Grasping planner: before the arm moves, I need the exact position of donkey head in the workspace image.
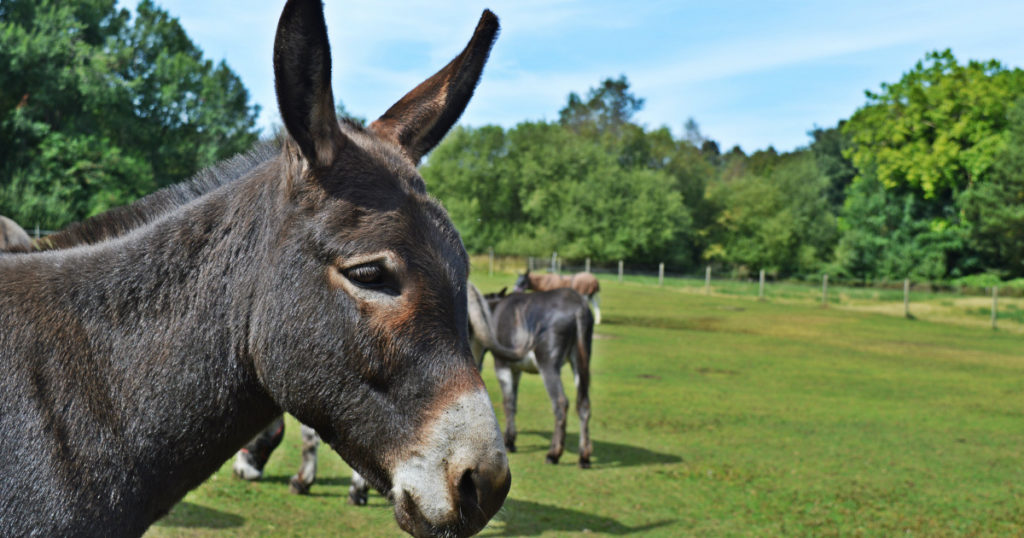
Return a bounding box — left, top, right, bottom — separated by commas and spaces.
252, 2, 507, 536
514, 269, 530, 292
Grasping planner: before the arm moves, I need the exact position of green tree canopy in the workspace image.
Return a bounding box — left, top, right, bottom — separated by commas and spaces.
839, 50, 1024, 279
809, 122, 856, 211
843, 49, 1024, 200
960, 96, 1024, 277
424, 122, 691, 265
0, 0, 259, 228
706, 152, 837, 275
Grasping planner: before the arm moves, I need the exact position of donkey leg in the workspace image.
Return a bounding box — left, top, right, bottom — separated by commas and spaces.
233, 415, 285, 480
494, 360, 521, 452
289, 424, 320, 494
591, 293, 601, 325
539, 363, 569, 465
569, 348, 593, 468
348, 470, 370, 506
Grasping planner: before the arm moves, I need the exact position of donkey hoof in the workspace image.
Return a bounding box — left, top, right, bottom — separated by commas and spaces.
348, 489, 368, 506
579, 458, 591, 469
288, 476, 311, 495
545, 454, 560, 465
232, 456, 262, 481
505, 441, 517, 453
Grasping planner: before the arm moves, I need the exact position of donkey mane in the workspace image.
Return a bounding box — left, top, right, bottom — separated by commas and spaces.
31, 140, 281, 251
30, 117, 376, 253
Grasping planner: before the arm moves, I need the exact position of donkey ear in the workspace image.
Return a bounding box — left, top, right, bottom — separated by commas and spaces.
370, 10, 499, 164
274, 0, 344, 168
499, 287, 507, 297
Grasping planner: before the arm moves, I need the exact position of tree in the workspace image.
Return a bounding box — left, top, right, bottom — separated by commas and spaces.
421, 124, 517, 253
707, 152, 836, 276
843, 49, 1024, 201
558, 75, 644, 138
960, 96, 1024, 277
683, 117, 704, 146
834, 168, 967, 282
0, 0, 259, 228
809, 122, 856, 211
839, 49, 1024, 279
422, 122, 692, 265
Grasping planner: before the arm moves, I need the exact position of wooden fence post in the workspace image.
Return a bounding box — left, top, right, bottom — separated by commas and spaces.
551, 252, 557, 273
658, 263, 664, 286
821, 274, 829, 307
528, 256, 534, 271
758, 269, 765, 301
585, 257, 591, 274
903, 278, 911, 319
618, 260, 623, 282
488, 247, 494, 277
992, 286, 999, 330
705, 265, 711, 295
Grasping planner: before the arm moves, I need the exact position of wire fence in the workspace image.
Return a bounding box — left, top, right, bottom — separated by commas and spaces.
475, 252, 1024, 333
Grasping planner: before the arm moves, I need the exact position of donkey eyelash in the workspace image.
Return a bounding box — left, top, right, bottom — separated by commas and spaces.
343, 263, 385, 285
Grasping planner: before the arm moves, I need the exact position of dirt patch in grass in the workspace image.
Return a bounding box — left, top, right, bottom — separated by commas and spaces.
604, 314, 753, 335
697, 367, 740, 377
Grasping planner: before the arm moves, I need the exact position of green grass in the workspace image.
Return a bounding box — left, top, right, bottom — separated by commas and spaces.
147, 269, 1024, 537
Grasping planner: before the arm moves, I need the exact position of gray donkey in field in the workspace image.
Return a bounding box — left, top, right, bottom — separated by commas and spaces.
0, 2, 510, 536
481, 287, 594, 468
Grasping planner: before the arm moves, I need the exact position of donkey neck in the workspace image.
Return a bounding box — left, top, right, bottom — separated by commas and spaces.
0, 158, 288, 535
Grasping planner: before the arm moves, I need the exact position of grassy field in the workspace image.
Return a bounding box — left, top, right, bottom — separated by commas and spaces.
147, 268, 1024, 537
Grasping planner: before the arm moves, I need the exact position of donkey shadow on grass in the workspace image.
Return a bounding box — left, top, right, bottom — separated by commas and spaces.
516, 431, 681, 468
484, 499, 673, 536
258, 474, 352, 497
154, 502, 244, 529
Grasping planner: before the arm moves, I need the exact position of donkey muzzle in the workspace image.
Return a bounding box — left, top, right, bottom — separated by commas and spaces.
390, 388, 510, 537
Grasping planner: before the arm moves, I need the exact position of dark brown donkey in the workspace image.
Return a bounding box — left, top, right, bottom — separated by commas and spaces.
0, 1, 509, 536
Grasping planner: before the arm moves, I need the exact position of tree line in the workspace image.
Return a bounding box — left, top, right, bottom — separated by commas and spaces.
3, 2, 1023, 283
423, 53, 1024, 284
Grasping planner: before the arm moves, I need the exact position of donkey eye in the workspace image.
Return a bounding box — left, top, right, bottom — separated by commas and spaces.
344, 264, 384, 285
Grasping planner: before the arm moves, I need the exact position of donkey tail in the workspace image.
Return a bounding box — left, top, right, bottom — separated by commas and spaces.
467, 282, 526, 365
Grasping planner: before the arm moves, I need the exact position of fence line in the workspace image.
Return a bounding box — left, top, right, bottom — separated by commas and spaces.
475, 251, 1021, 330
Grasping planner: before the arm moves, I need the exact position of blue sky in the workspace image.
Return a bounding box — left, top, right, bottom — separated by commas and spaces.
125, 0, 1024, 153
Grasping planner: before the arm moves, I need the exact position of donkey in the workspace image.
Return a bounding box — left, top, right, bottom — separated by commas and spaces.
0, 2, 509, 537
0, 215, 31, 251
240, 286, 593, 504
233, 283, 526, 504
481, 287, 594, 468
515, 268, 601, 324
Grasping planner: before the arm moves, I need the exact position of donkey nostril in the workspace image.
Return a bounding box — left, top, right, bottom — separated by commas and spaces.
456, 463, 510, 531
457, 469, 480, 511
